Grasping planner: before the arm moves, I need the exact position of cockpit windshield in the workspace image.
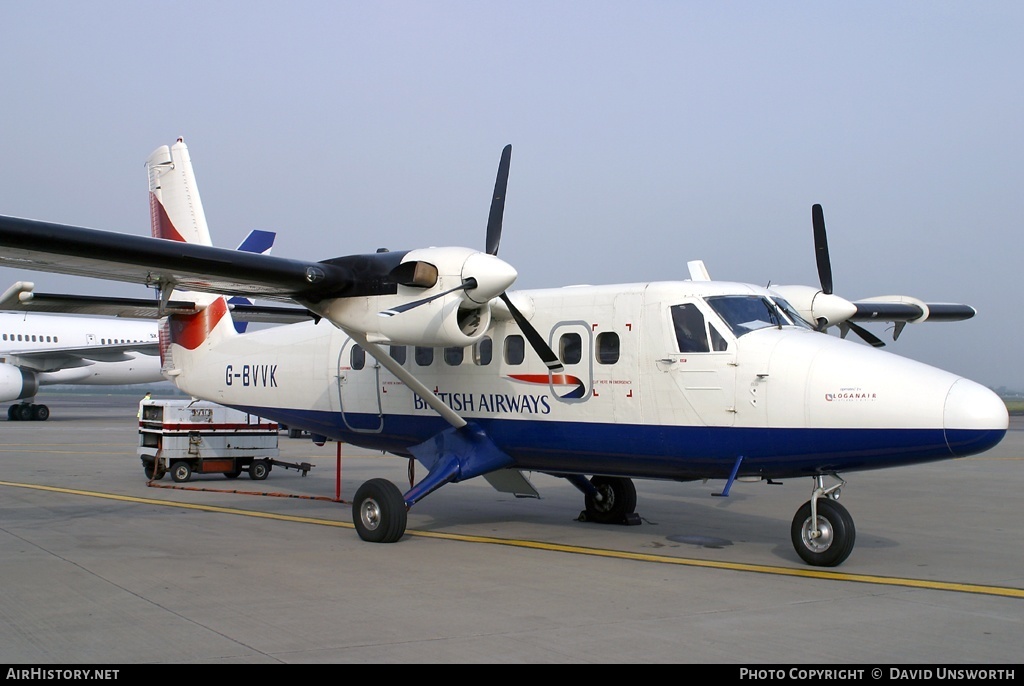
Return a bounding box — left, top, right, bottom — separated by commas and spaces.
772, 296, 814, 329
705, 295, 810, 338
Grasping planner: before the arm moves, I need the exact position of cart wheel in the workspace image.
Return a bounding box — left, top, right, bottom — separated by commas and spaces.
249, 459, 270, 480
224, 467, 243, 479
143, 460, 165, 481
170, 461, 193, 483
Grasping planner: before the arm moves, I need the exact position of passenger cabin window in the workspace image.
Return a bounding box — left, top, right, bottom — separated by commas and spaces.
671, 304, 710, 353
504, 335, 525, 365
351, 345, 366, 370
596, 332, 619, 364
559, 332, 582, 365
444, 346, 464, 366
474, 336, 492, 366
415, 346, 434, 366
389, 345, 407, 365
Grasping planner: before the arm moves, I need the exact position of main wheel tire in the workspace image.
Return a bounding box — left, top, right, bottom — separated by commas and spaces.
352, 478, 407, 543
31, 404, 50, 421
249, 460, 270, 480
791, 498, 856, 567
584, 475, 638, 524
170, 460, 193, 483
7, 405, 18, 421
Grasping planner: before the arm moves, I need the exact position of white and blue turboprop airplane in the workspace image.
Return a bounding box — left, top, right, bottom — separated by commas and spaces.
0, 138, 1007, 566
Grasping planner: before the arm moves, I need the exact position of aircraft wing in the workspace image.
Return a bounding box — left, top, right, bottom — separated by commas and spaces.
0, 282, 314, 324
2, 341, 160, 373
849, 298, 976, 323
0, 215, 370, 303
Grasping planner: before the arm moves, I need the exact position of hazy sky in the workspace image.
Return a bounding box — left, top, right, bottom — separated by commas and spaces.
1, 2, 1021, 390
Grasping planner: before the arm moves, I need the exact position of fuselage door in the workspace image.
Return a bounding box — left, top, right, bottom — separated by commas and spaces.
335, 338, 384, 433
660, 301, 737, 426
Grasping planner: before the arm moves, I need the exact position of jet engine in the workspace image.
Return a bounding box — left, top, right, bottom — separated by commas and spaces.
0, 363, 39, 402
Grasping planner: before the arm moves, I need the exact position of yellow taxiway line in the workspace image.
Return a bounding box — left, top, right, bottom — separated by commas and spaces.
3, 479, 1023, 600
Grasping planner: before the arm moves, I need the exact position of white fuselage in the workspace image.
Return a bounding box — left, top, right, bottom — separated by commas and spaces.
166, 280, 1007, 481
0, 312, 164, 402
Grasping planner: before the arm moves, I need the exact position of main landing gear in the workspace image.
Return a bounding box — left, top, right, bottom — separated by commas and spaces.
577, 475, 640, 525
7, 403, 49, 421
353, 478, 408, 543
791, 475, 856, 567
349, 471, 856, 568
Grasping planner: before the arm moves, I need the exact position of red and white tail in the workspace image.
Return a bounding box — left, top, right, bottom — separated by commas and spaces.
147, 138, 236, 368
147, 138, 215, 246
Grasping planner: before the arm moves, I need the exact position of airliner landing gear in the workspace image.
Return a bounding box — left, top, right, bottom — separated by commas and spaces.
578, 475, 640, 525
353, 478, 408, 543
791, 475, 855, 567
7, 403, 49, 421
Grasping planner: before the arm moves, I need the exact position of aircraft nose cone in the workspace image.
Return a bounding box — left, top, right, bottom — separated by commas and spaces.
943, 378, 1008, 456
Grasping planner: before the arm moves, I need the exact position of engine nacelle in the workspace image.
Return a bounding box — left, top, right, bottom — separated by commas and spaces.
0, 363, 39, 402
320, 246, 516, 347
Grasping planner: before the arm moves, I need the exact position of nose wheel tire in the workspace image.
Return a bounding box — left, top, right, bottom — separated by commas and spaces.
353, 478, 407, 543
791, 498, 856, 567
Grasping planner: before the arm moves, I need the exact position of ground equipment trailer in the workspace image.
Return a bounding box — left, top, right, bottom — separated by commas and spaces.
138, 398, 310, 482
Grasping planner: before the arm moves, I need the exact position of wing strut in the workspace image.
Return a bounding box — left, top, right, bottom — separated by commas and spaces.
342, 328, 466, 429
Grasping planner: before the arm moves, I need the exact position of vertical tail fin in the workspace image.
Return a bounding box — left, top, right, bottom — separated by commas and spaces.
146, 138, 233, 364
229, 229, 277, 333
147, 138, 214, 246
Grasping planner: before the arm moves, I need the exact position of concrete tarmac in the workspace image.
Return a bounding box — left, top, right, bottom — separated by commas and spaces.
1, 393, 1021, 664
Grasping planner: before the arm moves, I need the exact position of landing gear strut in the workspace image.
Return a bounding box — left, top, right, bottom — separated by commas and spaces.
791, 475, 856, 567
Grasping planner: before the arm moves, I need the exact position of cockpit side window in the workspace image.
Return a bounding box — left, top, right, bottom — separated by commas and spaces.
671, 304, 710, 353
710, 323, 728, 351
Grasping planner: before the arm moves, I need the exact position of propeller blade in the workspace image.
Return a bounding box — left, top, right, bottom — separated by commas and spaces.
846, 321, 886, 348
380, 278, 477, 317
500, 293, 563, 373
812, 203, 833, 295
486, 144, 512, 256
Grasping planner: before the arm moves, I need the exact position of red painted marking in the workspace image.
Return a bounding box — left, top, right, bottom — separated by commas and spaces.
149, 194, 185, 242
168, 298, 228, 350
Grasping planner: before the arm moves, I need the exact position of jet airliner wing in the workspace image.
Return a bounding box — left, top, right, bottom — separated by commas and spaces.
3, 341, 160, 373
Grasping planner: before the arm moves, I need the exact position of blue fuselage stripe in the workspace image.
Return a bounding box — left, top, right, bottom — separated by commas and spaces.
238, 406, 1006, 480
